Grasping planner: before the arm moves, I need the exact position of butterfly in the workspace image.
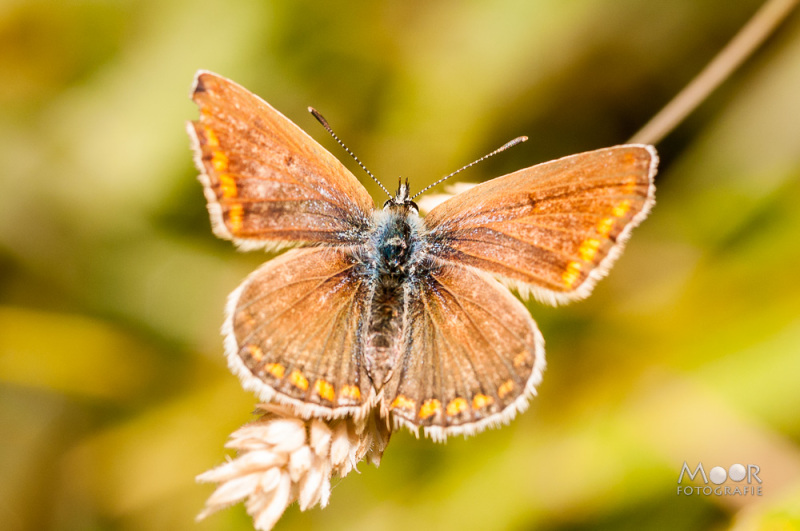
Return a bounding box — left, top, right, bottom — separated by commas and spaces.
187, 70, 657, 441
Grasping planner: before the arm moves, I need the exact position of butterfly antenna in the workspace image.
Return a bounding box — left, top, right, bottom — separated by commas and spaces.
309, 107, 392, 199
411, 136, 528, 199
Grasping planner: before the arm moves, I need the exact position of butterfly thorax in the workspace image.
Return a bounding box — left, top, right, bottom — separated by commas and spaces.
362, 195, 425, 388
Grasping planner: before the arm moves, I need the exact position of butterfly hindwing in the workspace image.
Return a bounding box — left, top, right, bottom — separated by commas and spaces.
188, 71, 375, 250
383, 261, 545, 440
425, 145, 657, 305
225, 247, 374, 417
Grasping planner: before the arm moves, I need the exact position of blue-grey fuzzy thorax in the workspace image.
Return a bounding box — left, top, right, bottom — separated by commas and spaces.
361, 204, 426, 387
368, 205, 424, 277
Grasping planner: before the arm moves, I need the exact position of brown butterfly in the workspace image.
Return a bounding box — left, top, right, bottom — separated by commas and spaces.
187, 70, 657, 441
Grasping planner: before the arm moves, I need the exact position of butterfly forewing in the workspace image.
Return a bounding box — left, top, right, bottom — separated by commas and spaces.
384, 262, 545, 440
188, 71, 375, 250
225, 248, 374, 417
425, 145, 657, 305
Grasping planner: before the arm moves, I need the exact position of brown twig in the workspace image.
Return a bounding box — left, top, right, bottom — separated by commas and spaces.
629, 0, 799, 145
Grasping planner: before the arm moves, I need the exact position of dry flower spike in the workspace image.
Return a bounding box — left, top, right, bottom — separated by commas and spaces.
197, 404, 390, 530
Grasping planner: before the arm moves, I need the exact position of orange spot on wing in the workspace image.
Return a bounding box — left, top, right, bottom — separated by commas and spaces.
594, 199, 633, 241
340, 384, 361, 401
219, 174, 237, 199
562, 261, 582, 288
596, 217, 615, 238
578, 238, 601, 262
289, 369, 308, 391
245, 344, 263, 362
513, 351, 529, 368
228, 203, 244, 232
446, 397, 468, 416
203, 126, 220, 148
611, 199, 631, 218
264, 363, 285, 379
472, 394, 494, 410
314, 379, 335, 402
391, 395, 415, 412
211, 151, 228, 172
419, 399, 441, 419
498, 379, 515, 399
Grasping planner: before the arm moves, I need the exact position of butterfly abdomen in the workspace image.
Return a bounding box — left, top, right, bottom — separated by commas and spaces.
363, 207, 423, 387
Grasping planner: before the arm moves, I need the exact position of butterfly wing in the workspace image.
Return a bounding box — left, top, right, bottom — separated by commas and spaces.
225, 247, 374, 417
424, 145, 657, 304
188, 70, 375, 250
383, 261, 545, 440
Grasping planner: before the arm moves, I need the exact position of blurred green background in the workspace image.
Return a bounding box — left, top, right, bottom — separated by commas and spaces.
2, 1, 799, 530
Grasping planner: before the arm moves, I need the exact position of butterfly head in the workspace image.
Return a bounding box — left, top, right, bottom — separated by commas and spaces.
383, 178, 419, 213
